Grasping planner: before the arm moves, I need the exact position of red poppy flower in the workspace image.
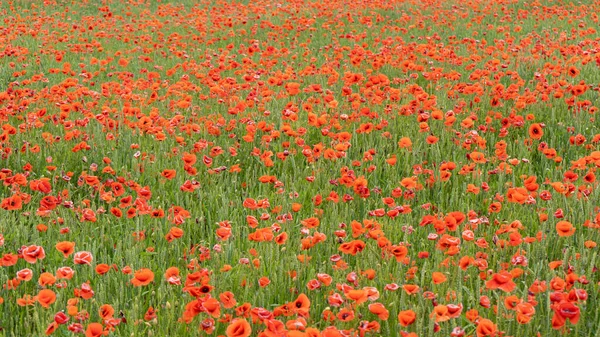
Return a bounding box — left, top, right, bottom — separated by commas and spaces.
131, 268, 154, 287
485, 271, 516, 292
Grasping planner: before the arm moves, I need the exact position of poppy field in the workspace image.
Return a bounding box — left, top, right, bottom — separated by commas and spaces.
2, 0, 600, 336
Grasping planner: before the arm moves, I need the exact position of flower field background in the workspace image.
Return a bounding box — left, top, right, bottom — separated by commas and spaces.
1, 0, 600, 336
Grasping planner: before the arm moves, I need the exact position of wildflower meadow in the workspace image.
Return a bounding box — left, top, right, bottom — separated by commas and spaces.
1, 0, 600, 336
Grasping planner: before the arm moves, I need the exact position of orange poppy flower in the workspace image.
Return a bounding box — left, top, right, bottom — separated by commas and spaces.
469, 151, 486, 164
1, 253, 18, 267
292, 293, 311, 317
95, 264, 111, 275
552, 300, 580, 328
368, 303, 389, 320
45, 322, 59, 335
1, 195, 22, 211
73, 251, 93, 265
556, 220, 575, 237
17, 268, 33, 281
402, 284, 420, 295
322, 327, 343, 337
426, 135, 439, 144
37, 289, 56, 308
485, 271, 516, 292
56, 267, 75, 280
22, 245, 46, 264
431, 304, 451, 322
300, 217, 320, 228
476, 318, 497, 337
203, 297, 221, 318
131, 268, 154, 287
515, 302, 535, 324
182, 153, 197, 166
220, 291, 237, 309
164, 267, 181, 285
398, 137, 413, 149
567, 66, 579, 77
362, 269, 376, 280
226, 318, 252, 337
317, 273, 333, 286
38, 272, 56, 287
99, 304, 114, 319
388, 244, 408, 262
166, 227, 184, 242
345, 289, 368, 305
338, 240, 366, 256
398, 309, 416, 326
161, 169, 176, 180
400, 177, 418, 189
432, 272, 447, 284
258, 276, 270, 287
55, 241, 75, 258
85, 323, 107, 337
528, 123, 543, 140
17, 294, 35, 307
